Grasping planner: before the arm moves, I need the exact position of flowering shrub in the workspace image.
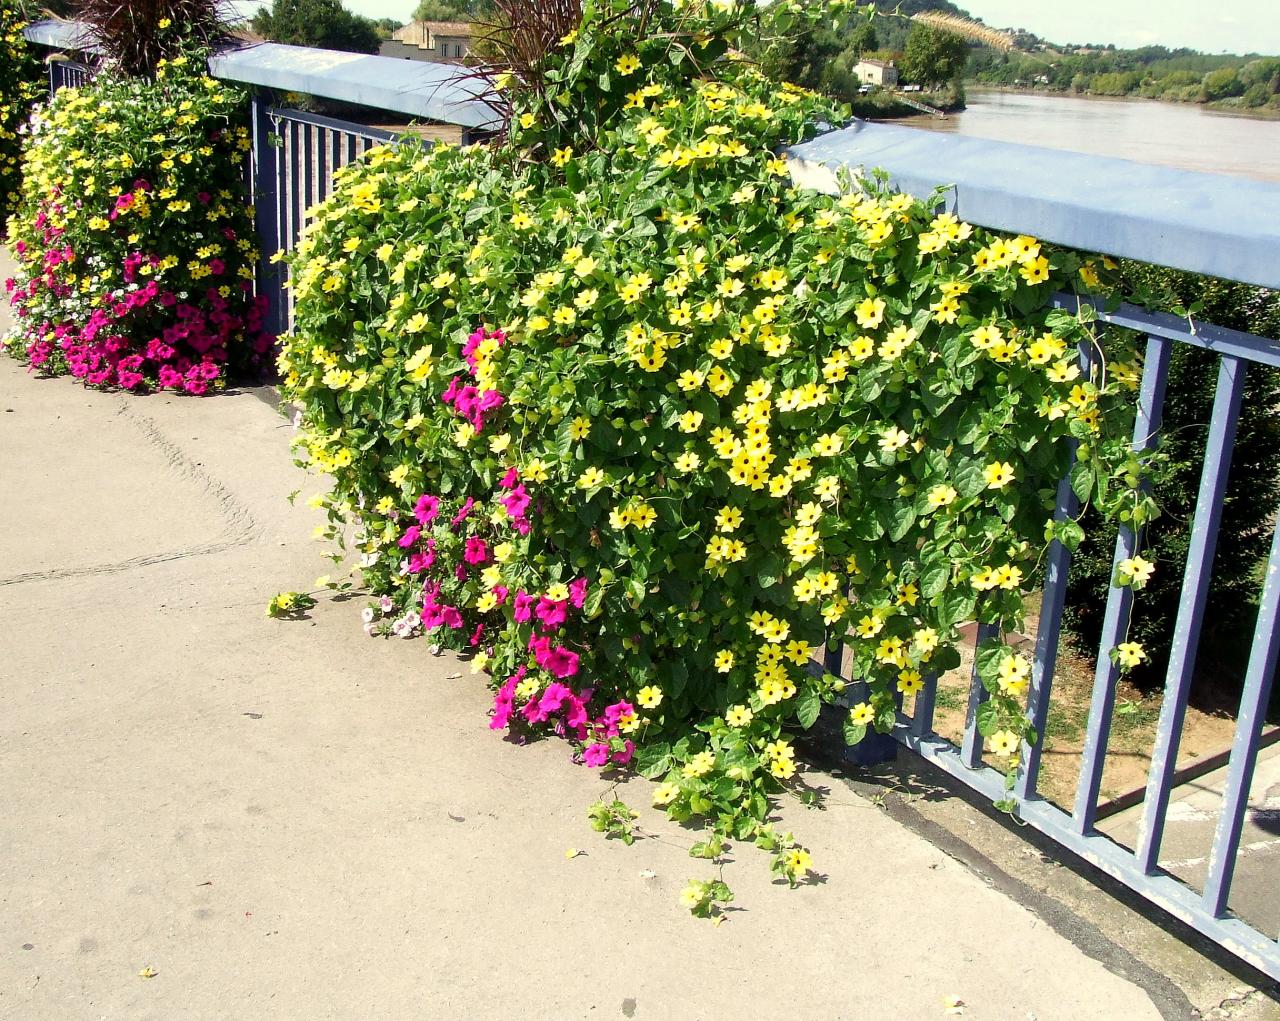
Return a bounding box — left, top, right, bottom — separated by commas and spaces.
3, 49, 272, 392
0, 1, 41, 220
280, 0, 1153, 889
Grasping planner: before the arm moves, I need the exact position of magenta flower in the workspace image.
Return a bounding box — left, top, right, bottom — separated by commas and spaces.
499, 485, 531, 519
535, 597, 567, 629
499, 466, 519, 489
414, 494, 441, 524
565, 697, 589, 730
569, 577, 590, 609
451, 498, 475, 529
539, 682, 572, 713
513, 591, 535, 623
613, 740, 636, 766
463, 536, 489, 565
540, 645, 580, 679
583, 743, 611, 767
398, 525, 422, 548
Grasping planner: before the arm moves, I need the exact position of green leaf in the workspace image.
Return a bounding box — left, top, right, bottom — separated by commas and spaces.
633, 741, 672, 779
920, 558, 950, 598
842, 719, 867, 746
795, 686, 821, 730
976, 700, 999, 737
954, 459, 987, 499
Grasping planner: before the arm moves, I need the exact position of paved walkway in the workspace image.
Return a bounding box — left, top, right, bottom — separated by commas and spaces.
0, 352, 1167, 1020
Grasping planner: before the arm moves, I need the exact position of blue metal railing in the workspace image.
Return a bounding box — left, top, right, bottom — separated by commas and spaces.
48, 58, 92, 93
250, 98, 398, 336
23, 18, 1280, 983
864, 297, 1280, 979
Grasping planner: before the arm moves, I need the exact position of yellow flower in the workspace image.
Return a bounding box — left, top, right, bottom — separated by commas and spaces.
1118, 555, 1155, 587
615, 53, 641, 75
550, 146, 573, 167
631, 503, 658, 529
715, 506, 744, 532
849, 702, 875, 725
984, 461, 1015, 489
1019, 255, 1051, 284
1115, 641, 1147, 669
578, 466, 605, 489
879, 427, 910, 453
784, 848, 812, 873
653, 782, 679, 806
771, 757, 796, 779
998, 653, 1031, 695
683, 750, 715, 778
636, 685, 663, 709
725, 704, 752, 726
927, 484, 957, 510
812, 433, 843, 456
569, 416, 592, 440
608, 506, 633, 529
715, 651, 736, 674
897, 669, 924, 694
854, 296, 886, 328
989, 730, 1020, 757
678, 410, 704, 433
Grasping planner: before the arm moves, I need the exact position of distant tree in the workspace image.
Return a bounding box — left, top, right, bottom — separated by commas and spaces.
251, 0, 381, 53
847, 19, 877, 58
898, 23, 968, 88
1240, 57, 1280, 92
412, 0, 492, 20
1200, 66, 1243, 101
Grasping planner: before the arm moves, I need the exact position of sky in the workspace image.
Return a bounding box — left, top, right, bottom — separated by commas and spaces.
229, 1, 1280, 56
955, 0, 1280, 55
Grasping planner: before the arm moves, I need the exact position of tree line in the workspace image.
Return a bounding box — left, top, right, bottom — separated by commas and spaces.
969, 45, 1280, 111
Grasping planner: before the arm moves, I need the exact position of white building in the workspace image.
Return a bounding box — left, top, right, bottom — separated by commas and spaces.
853, 59, 899, 88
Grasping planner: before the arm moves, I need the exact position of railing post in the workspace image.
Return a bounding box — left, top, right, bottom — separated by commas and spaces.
845, 678, 900, 767
250, 90, 287, 338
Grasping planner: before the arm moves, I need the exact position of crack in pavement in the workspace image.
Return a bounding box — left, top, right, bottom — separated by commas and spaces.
0, 400, 261, 588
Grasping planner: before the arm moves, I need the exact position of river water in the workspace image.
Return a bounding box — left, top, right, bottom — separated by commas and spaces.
898, 89, 1280, 183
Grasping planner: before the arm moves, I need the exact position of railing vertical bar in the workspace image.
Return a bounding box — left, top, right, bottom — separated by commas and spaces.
910, 672, 939, 738
960, 622, 999, 768
302, 122, 315, 229
1011, 339, 1095, 801
345, 131, 357, 167
1202, 513, 1280, 916
1072, 335, 1173, 831
1135, 355, 1248, 873
1014, 473, 1078, 800
250, 92, 285, 338
289, 117, 303, 253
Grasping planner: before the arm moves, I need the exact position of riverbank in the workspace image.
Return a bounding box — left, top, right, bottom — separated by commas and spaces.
966, 83, 1280, 121
851, 86, 962, 120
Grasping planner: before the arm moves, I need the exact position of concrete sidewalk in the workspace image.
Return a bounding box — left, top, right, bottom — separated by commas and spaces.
0, 354, 1167, 1021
